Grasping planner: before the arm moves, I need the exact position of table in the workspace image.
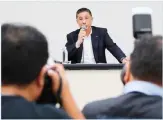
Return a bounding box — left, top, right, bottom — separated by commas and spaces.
63, 64, 124, 109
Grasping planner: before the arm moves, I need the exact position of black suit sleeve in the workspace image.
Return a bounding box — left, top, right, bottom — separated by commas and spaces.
82, 98, 112, 119
65, 33, 78, 61
103, 28, 126, 63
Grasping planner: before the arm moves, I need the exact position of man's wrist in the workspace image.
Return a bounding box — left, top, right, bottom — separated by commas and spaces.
120, 57, 125, 62
61, 84, 70, 98
61, 87, 72, 104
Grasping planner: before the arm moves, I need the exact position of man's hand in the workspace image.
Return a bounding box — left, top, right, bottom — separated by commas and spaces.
47, 64, 85, 119
76, 29, 86, 48
122, 57, 130, 64
47, 64, 69, 96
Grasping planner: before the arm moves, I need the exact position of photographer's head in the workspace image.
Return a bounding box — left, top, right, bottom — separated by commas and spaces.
2, 23, 49, 101
123, 35, 162, 86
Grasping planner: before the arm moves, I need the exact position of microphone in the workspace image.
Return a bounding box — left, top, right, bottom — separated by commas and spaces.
81, 25, 86, 31
132, 7, 153, 39
81, 25, 86, 63
81, 25, 86, 40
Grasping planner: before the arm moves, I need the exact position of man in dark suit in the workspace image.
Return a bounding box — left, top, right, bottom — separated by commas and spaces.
65, 8, 128, 64
82, 35, 162, 119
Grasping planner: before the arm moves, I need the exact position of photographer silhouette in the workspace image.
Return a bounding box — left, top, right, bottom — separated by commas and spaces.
1, 23, 84, 119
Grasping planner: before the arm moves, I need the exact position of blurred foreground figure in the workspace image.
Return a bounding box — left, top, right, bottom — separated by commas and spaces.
83, 35, 162, 119
1, 23, 84, 119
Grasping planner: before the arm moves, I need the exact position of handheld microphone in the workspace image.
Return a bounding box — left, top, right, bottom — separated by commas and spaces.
81, 25, 86, 63
81, 25, 86, 31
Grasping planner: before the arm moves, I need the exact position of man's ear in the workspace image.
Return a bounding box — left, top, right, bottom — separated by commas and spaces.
124, 62, 131, 84
35, 65, 47, 88
120, 65, 127, 85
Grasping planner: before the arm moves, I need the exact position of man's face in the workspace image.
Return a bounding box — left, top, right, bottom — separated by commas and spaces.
76, 11, 93, 29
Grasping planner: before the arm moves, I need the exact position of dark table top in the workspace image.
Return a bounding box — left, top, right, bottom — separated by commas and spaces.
63, 64, 124, 70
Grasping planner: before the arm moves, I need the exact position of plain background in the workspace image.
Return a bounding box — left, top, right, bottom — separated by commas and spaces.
0, 1, 162, 63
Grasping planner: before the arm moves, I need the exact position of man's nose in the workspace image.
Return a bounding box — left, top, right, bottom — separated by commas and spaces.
82, 19, 86, 24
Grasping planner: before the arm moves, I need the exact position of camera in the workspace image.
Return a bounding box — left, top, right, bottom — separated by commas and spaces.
36, 69, 62, 107
132, 7, 153, 39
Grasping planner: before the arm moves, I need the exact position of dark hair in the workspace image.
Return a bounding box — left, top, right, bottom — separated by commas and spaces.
2, 23, 49, 85
130, 35, 162, 82
76, 8, 92, 18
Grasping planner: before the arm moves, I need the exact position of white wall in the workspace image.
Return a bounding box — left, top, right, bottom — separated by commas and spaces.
0, 1, 162, 63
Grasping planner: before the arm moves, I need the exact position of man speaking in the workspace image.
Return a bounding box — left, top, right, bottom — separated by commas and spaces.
65, 8, 128, 64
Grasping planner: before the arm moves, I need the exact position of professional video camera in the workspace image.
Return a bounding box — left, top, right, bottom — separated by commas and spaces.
132, 7, 153, 39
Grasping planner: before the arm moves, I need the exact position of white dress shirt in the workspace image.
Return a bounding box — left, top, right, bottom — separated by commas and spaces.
124, 80, 163, 97
78, 29, 96, 64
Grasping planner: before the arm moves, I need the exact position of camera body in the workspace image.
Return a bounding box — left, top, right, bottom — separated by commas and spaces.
36, 70, 62, 106
36, 74, 57, 104
132, 7, 153, 39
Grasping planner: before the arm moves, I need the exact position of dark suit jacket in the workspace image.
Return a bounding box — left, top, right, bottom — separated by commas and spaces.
65, 26, 126, 64
2, 96, 70, 119
82, 92, 162, 119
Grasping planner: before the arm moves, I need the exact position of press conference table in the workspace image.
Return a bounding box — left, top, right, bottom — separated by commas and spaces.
63, 63, 124, 109
64, 63, 123, 70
